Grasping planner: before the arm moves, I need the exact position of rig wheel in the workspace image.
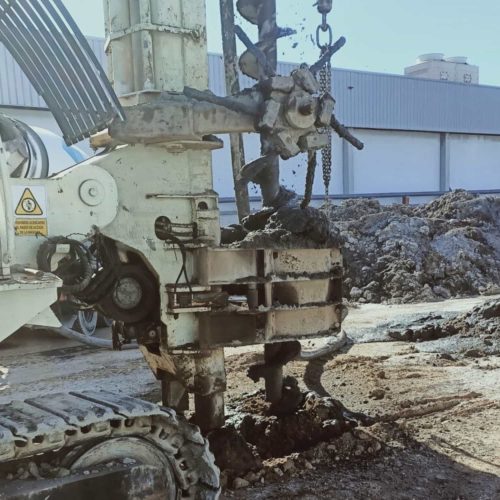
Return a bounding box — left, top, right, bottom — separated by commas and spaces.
64, 422, 220, 499
74, 309, 98, 337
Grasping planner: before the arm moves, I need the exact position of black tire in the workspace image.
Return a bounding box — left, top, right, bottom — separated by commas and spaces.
74, 310, 98, 337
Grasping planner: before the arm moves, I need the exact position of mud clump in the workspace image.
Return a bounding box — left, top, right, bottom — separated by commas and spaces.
207, 427, 262, 477
208, 391, 380, 490
328, 190, 500, 303
223, 206, 341, 249
237, 392, 364, 459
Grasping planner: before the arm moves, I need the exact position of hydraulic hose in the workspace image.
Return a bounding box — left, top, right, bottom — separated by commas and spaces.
55, 325, 138, 350
37, 237, 93, 294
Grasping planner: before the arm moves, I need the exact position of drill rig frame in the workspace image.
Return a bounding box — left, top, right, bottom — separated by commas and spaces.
0, 0, 360, 496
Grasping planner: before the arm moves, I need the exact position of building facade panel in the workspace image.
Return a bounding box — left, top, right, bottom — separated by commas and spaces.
212, 131, 344, 199
0, 43, 45, 108
351, 130, 441, 193
448, 134, 500, 190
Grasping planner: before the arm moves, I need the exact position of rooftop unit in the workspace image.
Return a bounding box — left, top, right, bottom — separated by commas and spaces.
405, 53, 479, 84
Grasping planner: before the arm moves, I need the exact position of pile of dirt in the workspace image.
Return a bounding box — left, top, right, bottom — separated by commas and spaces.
388, 299, 500, 357
218, 429, 383, 491
328, 190, 500, 303
208, 390, 381, 490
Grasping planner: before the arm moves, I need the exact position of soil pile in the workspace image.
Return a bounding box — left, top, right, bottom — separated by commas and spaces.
329, 191, 500, 303
388, 299, 500, 357
208, 390, 381, 490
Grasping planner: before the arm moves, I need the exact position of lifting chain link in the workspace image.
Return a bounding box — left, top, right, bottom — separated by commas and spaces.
315, 0, 333, 49
318, 1, 333, 207
303, 0, 334, 209
319, 49, 333, 206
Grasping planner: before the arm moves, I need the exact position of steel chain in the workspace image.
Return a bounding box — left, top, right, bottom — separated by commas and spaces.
319, 51, 333, 206
318, 0, 333, 206
303, 1, 334, 209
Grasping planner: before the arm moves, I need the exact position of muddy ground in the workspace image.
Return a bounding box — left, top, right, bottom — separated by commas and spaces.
0, 296, 499, 499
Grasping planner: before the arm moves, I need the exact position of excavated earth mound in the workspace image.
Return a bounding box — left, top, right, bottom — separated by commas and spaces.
328, 190, 500, 304
388, 299, 500, 358
208, 390, 381, 490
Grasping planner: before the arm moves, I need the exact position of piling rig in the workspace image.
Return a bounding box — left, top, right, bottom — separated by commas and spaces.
0, 0, 362, 497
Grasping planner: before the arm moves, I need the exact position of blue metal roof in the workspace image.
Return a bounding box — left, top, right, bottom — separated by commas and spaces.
332, 67, 500, 135
3, 39, 500, 136
273, 60, 500, 135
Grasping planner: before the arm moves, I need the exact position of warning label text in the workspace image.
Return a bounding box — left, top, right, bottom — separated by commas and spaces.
15, 219, 48, 237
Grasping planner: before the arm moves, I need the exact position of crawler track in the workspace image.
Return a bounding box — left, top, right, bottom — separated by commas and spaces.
0, 391, 220, 499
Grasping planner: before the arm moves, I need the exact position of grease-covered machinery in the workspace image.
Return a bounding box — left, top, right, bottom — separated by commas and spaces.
0, 0, 358, 497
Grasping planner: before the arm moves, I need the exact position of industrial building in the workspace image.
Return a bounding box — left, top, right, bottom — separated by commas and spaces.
2, 39, 500, 223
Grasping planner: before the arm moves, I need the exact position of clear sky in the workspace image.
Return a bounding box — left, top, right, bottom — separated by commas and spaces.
64, 0, 500, 86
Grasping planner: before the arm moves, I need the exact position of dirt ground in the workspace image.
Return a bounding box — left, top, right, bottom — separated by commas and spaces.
0, 296, 499, 499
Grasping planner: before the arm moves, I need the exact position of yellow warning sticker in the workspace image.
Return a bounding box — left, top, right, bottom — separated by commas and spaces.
15, 219, 48, 237
15, 188, 44, 216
